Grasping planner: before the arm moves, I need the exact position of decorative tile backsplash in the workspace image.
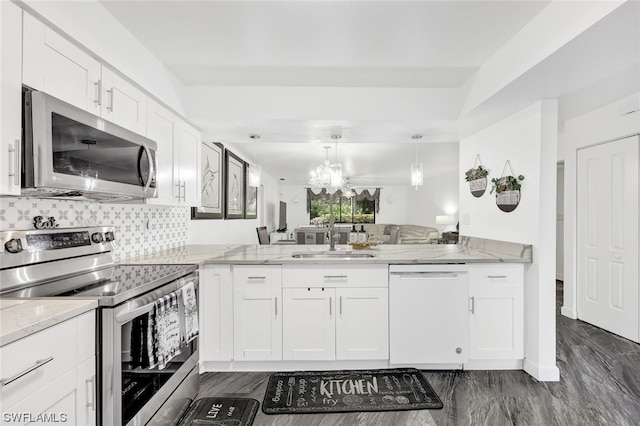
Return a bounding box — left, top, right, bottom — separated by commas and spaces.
0, 198, 189, 261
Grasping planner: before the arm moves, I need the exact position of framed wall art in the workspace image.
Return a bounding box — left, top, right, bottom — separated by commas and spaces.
191, 141, 224, 219
225, 150, 245, 219
244, 162, 258, 219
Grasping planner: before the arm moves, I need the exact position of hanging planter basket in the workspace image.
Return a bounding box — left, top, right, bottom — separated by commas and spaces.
491, 160, 524, 213
464, 155, 489, 198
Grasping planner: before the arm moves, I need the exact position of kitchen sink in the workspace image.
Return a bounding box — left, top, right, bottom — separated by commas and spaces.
291, 252, 376, 259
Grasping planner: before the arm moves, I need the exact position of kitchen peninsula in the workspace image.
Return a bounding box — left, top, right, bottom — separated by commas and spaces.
127, 237, 531, 376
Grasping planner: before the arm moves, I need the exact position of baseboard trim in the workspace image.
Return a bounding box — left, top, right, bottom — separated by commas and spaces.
561, 306, 577, 319
523, 359, 560, 382
464, 359, 522, 370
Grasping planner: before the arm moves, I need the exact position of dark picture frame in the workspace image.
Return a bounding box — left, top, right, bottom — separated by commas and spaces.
191, 141, 225, 220
244, 162, 258, 219
225, 150, 245, 219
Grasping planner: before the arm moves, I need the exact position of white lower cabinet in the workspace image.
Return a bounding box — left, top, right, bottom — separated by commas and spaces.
335, 287, 389, 360
282, 285, 389, 361
0, 311, 95, 426
468, 264, 524, 361
282, 287, 335, 360
233, 265, 282, 361
200, 265, 233, 362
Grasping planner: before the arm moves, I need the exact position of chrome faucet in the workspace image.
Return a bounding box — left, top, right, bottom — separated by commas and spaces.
328, 193, 338, 251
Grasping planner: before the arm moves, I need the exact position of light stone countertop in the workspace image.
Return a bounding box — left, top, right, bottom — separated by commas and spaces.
124, 236, 532, 265
0, 299, 97, 347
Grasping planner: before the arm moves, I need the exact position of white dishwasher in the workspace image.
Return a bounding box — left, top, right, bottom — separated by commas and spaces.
389, 264, 469, 366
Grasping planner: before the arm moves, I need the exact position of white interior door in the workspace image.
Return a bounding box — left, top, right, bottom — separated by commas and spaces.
577, 135, 639, 342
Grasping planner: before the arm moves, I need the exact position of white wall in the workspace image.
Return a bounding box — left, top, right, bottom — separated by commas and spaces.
459, 100, 559, 381
276, 182, 459, 231
560, 91, 640, 320
188, 170, 281, 245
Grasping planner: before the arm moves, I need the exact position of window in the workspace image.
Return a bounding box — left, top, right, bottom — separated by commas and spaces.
309, 194, 375, 224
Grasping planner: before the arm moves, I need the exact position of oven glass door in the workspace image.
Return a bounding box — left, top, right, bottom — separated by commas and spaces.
102, 274, 198, 426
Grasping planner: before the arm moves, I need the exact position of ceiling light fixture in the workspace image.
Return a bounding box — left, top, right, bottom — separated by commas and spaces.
248, 133, 261, 187
308, 134, 344, 191
410, 133, 424, 191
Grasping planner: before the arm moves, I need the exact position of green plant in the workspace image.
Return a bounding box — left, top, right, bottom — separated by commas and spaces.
464, 165, 489, 182
491, 175, 524, 193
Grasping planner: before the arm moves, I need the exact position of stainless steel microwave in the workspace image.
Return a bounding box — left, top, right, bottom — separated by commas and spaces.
22, 90, 158, 201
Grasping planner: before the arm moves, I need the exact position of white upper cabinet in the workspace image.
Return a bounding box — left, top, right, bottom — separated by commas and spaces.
174, 119, 201, 206
23, 13, 101, 115
22, 13, 147, 136
146, 99, 176, 206
101, 67, 147, 135
0, 1, 22, 195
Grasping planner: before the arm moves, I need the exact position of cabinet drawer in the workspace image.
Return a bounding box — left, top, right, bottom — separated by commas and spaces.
233, 265, 282, 289
282, 264, 388, 288
0, 317, 78, 409
468, 264, 524, 288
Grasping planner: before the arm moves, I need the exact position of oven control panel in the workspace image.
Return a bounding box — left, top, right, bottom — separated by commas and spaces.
0, 227, 116, 269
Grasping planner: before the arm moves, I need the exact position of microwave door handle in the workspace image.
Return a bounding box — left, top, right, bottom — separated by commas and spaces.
140, 144, 155, 192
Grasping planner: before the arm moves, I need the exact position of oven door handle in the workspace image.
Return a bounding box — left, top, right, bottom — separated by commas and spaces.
115, 287, 184, 324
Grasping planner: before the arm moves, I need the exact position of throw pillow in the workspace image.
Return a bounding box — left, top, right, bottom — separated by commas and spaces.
383, 225, 393, 235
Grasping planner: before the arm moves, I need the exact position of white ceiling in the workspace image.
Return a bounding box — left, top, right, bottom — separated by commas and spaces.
99, 0, 639, 185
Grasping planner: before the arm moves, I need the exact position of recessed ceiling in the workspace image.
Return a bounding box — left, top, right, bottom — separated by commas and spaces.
98, 0, 638, 186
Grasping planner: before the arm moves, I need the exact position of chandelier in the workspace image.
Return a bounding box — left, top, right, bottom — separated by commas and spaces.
308, 134, 344, 190
410, 133, 424, 191
247, 133, 261, 187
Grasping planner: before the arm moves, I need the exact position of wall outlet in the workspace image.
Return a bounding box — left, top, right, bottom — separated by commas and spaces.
462, 214, 471, 225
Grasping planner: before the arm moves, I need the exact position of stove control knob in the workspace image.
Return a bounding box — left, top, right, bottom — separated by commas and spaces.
91, 233, 104, 244
104, 231, 115, 242
4, 239, 23, 254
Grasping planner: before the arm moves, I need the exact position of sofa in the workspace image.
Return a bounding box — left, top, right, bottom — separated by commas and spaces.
362, 224, 438, 244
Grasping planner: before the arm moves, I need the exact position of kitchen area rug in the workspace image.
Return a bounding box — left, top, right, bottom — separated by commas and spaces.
262, 368, 442, 414
177, 397, 259, 425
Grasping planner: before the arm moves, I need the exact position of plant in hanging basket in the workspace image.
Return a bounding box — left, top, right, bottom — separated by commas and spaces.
490, 175, 525, 194
464, 165, 489, 182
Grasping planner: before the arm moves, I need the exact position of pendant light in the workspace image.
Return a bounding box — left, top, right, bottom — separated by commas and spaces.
410, 133, 423, 191
248, 133, 261, 187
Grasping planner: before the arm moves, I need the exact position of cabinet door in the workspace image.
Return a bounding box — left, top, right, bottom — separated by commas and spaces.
101, 67, 147, 135
200, 265, 233, 362
174, 119, 201, 206
23, 13, 101, 115
76, 357, 97, 426
146, 99, 176, 206
469, 264, 524, 360
2, 369, 77, 426
233, 266, 282, 361
336, 288, 389, 360
0, 1, 22, 195
283, 288, 335, 360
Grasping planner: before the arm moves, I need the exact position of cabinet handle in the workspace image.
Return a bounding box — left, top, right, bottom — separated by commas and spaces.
275, 297, 278, 316
1, 356, 54, 387
324, 275, 347, 279
487, 275, 507, 279
470, 296, 475, 314
8, 140, 20, 185
175, 181, 182, 201
86, 375, 96, 410
339, 296, 342, 315
247, 276, 267, 280
93, 80, 102, 106
329, 297, 332, 316
106, 88, 114, 112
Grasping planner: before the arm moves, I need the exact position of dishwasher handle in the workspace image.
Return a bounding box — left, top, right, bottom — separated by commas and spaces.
390, 271, 463, 279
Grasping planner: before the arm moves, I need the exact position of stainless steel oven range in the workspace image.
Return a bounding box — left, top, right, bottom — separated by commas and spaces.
0, 226, 199, 426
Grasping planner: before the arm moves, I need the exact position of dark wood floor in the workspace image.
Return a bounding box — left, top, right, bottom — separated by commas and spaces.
197, 282, 640, 425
